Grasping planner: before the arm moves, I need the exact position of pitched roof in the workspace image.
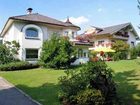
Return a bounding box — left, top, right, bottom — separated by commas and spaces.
9, 13, 80, 29
96, 23, 132, 35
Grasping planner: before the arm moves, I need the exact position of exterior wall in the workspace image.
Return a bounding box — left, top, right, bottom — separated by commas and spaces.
3, 24, 15, 42
63, 28, 77, 41
127, 31, 137, 47
92, 37, 112, 48
47, 26, 63, 39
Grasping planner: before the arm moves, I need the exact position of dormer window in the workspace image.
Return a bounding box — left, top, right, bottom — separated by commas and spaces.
26, 28, 38, 38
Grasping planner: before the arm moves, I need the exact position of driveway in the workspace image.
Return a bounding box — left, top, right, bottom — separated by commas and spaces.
0, 77, 41, 105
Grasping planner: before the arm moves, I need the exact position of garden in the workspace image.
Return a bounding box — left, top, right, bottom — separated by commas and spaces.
0, 59, 140, 105
0, 36, 140, 105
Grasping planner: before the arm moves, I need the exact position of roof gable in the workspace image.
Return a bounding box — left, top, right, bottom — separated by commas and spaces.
9, 13, 80, 28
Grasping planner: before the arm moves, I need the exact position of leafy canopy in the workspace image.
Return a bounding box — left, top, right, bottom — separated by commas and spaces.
40, 34, 76, 69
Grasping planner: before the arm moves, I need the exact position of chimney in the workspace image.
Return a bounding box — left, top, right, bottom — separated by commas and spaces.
27, 8, 33, 14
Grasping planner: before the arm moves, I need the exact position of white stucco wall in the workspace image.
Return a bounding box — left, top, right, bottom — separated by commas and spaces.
127, 31, 137, 47
63, 28, 77, 40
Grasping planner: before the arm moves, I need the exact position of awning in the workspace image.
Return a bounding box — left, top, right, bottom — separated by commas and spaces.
89, 47, 115, 52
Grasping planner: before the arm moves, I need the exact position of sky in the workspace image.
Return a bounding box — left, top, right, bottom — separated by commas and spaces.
0, 0, 140, 35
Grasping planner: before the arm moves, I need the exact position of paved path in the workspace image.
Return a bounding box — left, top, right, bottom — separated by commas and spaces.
0, 77, 41, 105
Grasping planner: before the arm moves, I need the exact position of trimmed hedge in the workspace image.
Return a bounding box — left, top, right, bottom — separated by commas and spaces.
0, 61, 39, 71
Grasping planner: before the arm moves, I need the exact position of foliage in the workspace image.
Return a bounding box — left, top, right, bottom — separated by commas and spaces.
112, 40, 129, 60
40, 34, 76, 69
59, 61, 118, 105
112, 40, 129, 52
0, 41, 20, 64
0, 61, 39, 71
136, 43, 140, 57
129, 47, 137, 59
75, 89, 105, 105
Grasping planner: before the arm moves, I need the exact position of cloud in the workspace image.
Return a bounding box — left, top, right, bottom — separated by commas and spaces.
97, 8, 103, 12
62, 16, 89, 25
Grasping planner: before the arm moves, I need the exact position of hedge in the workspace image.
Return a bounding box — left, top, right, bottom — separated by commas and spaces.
0, 61, 39, 71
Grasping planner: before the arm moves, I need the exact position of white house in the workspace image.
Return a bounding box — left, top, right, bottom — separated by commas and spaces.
0, 8, 83, 63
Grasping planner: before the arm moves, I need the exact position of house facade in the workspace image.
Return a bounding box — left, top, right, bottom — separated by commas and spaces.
0, 8, 84, 64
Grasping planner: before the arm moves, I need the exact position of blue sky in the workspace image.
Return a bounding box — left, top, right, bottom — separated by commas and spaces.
0, 0, 139, 34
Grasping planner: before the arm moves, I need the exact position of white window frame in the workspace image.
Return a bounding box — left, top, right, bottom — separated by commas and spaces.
22, 24, 43, 39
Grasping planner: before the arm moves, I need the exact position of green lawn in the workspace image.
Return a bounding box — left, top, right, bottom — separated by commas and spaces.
0, 59, 140, 105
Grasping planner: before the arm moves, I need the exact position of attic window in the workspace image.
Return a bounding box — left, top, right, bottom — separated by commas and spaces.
26, 28, 38, 38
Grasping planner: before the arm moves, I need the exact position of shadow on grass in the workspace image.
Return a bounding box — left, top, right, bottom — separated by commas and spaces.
16, 83, 61, 105
114, 70, 140, 105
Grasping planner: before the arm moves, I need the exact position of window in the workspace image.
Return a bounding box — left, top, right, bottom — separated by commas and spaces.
0, 39, 2, 44
98, 40, 104, 45
83, 52, 87, 57
65, 31, 69, 36
131, 41, 135, 47
26, 49, 38, 60
72, 32, 75, 39
26, 28, 38, 38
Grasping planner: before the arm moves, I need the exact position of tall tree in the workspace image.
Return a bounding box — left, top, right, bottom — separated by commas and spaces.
40, 34, 77, 69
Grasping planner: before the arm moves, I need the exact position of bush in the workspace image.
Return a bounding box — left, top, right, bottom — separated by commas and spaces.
113, 51, 128, 61
112, 40, 129, 60
40, 34, 76, 69
136, 44, 140, 57
75, 89, 105, 105
0, 41, 20, 64
59, 61, 118, 105
129, 47, 137, 59
0, 61, 39, 71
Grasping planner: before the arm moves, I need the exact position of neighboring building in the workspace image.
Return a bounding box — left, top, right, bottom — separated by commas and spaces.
0, 8, 82, 63
83, 23, 139, 49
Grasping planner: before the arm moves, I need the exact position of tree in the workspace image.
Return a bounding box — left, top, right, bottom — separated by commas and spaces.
0, 41, 20, 64
40, 34, 77, 69
112, 40, 129, 60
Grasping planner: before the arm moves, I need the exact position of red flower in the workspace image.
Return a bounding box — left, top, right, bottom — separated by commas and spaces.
100, 51, 104, 56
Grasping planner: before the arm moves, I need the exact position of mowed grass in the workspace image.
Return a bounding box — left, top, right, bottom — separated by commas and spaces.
107, 59, 140, 105
0, 59, 140, 105
0, 69, 65, 105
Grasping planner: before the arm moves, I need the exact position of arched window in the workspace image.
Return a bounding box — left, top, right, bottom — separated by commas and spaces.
26, 28, 38, 38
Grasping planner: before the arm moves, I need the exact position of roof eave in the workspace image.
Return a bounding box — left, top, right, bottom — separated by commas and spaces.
0, 18, 14, 36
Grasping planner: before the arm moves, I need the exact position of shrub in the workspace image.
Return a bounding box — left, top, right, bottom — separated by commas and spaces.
129, 47, 137, 59
136, 43, 140, 57
40, 34, 76, 69
0, 41, 20, 64
59, 61, 118, 105
112, 40, 129, 60
0, 61, 39, 71
75, 89, 105, 105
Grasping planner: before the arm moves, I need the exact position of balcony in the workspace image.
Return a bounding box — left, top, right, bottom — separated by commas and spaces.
113, 32, 129, 40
